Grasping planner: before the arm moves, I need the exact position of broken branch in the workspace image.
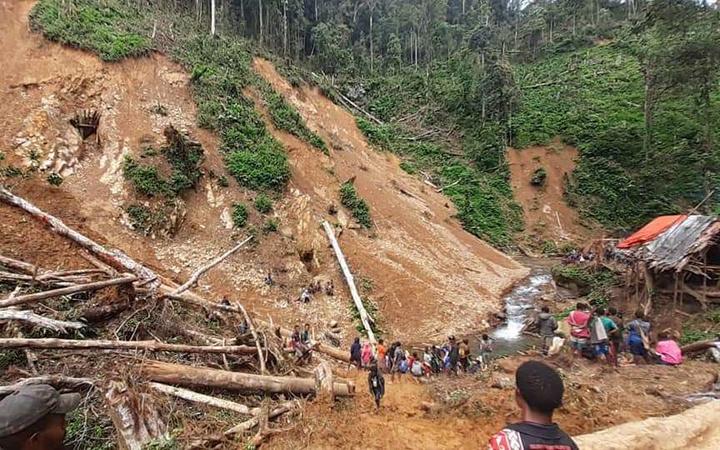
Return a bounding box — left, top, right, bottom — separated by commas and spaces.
148, 382, 260, 415
0, 310, 85, 332
0, 275, 137, 308
171, 237, 253, 295
0, 338, 260, 355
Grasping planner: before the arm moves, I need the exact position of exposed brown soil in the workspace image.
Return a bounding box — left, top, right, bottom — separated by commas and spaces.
267, 358, 719, 450
253, 58, 528, 340
507, 142, 599, 249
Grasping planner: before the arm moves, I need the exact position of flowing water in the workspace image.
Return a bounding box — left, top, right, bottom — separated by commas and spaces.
488, 259, 557, 355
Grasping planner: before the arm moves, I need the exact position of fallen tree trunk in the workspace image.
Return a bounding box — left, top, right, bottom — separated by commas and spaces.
142, 361, 354, 397
148, 382, 260, 415
0, 310, 85, 332
164, 289, 350, 363
0, 254, 37, 275
322, 221, 376, 344
225, 401, 297, 436
171, 237, 253, 295
0, 187, 157, 284
0, 275, 137, 308
0, 376, 94, 396
78, 301, 130, 323
681, 339, 718, 354
0, 338, 259, 355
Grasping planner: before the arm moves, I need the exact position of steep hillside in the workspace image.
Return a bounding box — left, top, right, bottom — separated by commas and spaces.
3, 0, 527, 345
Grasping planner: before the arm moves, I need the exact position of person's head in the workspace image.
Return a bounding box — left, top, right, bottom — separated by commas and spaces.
220, 295, 230, 306
412, 352, 418, 358
482, 334, 489, 340
541, 306, 550, 313
596, 307, 606, 316
304, 323, 310, 330
0, 384, 81, 450
635, 309, 645, 320
575, 302, 584, 311
353, 337, 360, 344
294, 325, 300, 332
658, 331, 669, 340
397, 341, 402, 347
463, 339, 469, 345
608, 307, 618, 316
379, 339, 384, 345
515, 361, 564, 420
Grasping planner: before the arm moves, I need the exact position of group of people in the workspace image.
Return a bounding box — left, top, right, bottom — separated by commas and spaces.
298, 279, 334, 303
558, 302, 683, 366
351, 335, 496, 380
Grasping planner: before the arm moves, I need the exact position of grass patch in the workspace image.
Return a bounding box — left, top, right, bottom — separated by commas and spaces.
30, 0, 152, 61
232, 203, 248, 228
260, 84, 327, 153
551, 264, 618, 307
339, 181, 372, 228
254, 193, 273, 214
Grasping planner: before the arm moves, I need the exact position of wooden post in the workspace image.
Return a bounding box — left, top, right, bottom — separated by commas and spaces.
703, 250, 709, 310
0, 275, 137, 308
322, 221, 376, 344
673, 272, 679, 310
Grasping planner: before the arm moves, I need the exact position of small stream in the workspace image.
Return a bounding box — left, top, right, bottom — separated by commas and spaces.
487, 259, 557, 355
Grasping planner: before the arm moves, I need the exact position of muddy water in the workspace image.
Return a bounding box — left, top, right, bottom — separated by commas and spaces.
488, 258, 557, 355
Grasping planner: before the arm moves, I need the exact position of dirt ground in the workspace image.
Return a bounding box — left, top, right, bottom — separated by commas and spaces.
252, 58, 528, 340
507, 142, 599, 249
1, 0, 526, 345
267, 357, 719, 450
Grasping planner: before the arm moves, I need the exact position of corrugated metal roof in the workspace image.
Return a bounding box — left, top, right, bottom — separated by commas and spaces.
623, 215, 720, 272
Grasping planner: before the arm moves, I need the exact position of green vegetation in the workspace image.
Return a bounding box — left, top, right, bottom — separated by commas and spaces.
339, 181, 372, 229
232, 203, 248, 228
254, 193, 273, 214
123, 157, 168, 197
65, 409, 114, 450
30, 0, 151, 61
46, 172, 64, 186
262, 217, 279, 233
551, 264, 618, 307
680, 327, 714, 346
530, 168, 547, 186
260, 84, 327, 153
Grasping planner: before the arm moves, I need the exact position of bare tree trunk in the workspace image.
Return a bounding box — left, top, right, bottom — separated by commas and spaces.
210, 0, 216, 35
259, 0, 264, 44
149, 382, 261, 415
282, 0, 288, 56
322, 221, 376, 344
369, 7, 374, 72
0, 275, 136, 308
0, 310, 85, 333
0, 254, 37, 275
142, 361, 355, 396
171, 237, 252, 296
0, 338, 259, 355
0, 188, 158, 285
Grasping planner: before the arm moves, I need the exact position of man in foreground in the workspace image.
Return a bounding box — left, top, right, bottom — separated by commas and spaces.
488, 360, 578, 450
0, 384, 81, 450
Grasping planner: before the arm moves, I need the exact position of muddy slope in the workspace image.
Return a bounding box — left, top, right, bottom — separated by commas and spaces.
507, 142, 597, 247
253, 58, 528, 340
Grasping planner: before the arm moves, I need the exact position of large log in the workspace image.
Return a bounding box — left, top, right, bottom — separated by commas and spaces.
0, 275, 137, 308
0, 338, 259, 355
148, 382, 260, 415
322, 221, 376, 344
164, 289, 351, 363
0, 310, 86, 332
0, 254, 37, 275
0, 187, 158, 284
141, 361, 354, 397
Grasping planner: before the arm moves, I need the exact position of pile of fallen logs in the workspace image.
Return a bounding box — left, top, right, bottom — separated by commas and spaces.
0, 187, 354, 448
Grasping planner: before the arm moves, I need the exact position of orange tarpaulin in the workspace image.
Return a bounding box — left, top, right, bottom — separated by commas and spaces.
617, 215, 687, 249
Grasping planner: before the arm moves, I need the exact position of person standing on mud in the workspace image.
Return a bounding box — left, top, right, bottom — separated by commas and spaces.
537, 306, 558, 356
391, 342, 405, 382
350, 337, 362, 369
567, 303, 590, 358
488, 361, 578, 450
368, 360, 385, 409
447, 336, 459, 375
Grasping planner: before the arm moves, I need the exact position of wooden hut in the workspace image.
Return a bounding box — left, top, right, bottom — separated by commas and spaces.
617, 215, 720, 312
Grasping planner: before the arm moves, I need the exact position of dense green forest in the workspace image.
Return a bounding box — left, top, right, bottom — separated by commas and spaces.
30, 0, 720, 247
